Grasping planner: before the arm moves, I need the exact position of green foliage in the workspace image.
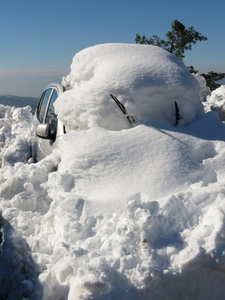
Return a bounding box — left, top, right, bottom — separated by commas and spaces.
136, 20, 225, 90
136, 20, 207, 60
187, 65, 198, 74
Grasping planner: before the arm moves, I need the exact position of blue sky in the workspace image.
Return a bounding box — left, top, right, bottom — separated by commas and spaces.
0, 0, 224, 97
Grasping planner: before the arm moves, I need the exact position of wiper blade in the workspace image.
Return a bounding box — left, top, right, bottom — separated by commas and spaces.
110, 94, 135, 124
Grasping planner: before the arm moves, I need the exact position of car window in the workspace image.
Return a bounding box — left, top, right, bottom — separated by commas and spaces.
37, 88, 52, 123
45, 89, 58, 135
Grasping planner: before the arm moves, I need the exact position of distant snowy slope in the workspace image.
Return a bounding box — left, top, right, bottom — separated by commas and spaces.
0, 94, 38, 113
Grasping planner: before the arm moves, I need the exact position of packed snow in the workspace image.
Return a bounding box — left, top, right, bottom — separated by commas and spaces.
1, 44, 225, 300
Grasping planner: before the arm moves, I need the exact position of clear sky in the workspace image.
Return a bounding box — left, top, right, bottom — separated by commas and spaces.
0, 0, 225, 97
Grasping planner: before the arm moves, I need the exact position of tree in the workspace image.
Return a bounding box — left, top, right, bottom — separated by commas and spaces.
135, 20, 207, 60
136, 20, 225, 90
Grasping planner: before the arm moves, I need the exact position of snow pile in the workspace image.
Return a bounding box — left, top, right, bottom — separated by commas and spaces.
0, 104, 32, 167
1, 100, 225, 299
190, 73, 225, 121
55, 44, 204, 130
204, 85, 225, 121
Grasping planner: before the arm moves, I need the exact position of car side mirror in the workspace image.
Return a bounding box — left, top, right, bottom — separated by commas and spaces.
36, 123, 55, 140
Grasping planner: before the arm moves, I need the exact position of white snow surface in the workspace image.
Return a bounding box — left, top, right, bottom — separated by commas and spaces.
56, 44, 204, 130
1, 45, 225, 299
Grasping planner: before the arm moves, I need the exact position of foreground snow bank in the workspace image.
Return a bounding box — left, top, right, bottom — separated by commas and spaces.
1, 87, 225, 299
55, 44, 204, 131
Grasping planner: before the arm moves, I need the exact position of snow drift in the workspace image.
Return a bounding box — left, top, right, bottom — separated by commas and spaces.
1, 102, 225, 299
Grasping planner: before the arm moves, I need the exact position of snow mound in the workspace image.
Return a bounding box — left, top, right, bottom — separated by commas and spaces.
55, 43, 204, 131
57, 123, 216, 213
1, 101, 225, 299
204, 85, 225, 121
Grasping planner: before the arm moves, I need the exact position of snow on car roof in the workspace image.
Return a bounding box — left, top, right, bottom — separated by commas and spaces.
55, 43, 204, 131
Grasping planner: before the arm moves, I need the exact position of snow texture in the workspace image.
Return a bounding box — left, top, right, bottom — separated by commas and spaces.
1, 44, 225, 300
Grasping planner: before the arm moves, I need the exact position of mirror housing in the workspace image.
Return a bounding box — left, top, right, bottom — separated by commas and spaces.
36, 123, 55, 140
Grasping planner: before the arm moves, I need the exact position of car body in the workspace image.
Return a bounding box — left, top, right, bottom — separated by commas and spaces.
30, 83, 65, 161
30, 82, 133, 161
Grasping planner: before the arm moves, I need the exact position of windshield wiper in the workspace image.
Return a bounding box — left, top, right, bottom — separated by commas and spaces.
110, 94, 135, 125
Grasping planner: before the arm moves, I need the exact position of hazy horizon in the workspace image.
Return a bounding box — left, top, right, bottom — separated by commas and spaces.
1, 0, 224, 97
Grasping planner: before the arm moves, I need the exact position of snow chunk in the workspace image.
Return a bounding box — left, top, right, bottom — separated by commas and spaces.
55, 43, 204, 131
0, 105, 32, 167
204, 85, 225, 121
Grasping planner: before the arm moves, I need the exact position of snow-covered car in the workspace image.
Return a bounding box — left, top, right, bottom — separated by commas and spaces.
31, 43, 204, 161
8, 45, 225, 300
